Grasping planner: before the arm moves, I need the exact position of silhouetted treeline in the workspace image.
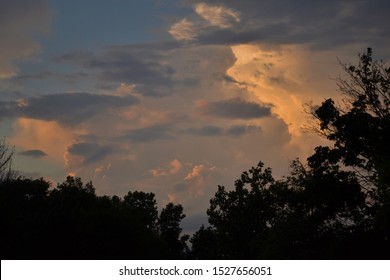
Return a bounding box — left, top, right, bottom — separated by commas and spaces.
0, 176, 188, 259
1, 48, 389, 259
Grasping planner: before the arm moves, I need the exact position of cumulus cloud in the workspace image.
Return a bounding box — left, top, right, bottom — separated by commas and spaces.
18, 149, 47, 158
150, 159, 183, 177
184, 164, 206, 181
0, 0, 51, 79
197, 97, 271, 119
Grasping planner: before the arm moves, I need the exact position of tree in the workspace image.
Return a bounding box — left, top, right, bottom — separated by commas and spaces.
0, 177, 51, 259
310, 48, 390, 256
192, 162, 285, 259
123, 191, 159, 231
1, 174, 189, 259
158, 203, 189, 258
312, 48, 390, 197
0, 138, 17, 183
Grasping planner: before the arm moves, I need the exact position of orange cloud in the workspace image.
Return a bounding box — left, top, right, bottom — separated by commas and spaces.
150, 159, 183, 178
226, 44, 338, 159
11, 118, 75, 163
195, 3, 240, 28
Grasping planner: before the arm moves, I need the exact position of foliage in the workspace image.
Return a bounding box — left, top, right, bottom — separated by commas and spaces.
0, 176, 187, 259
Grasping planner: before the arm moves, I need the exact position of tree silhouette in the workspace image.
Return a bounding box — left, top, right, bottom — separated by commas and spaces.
159, 203, 189, 258
309, 47, 390, 257
0, 138, 17, 183
0, 175, 188, 259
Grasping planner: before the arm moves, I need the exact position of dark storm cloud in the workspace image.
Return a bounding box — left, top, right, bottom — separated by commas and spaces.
68, 142, 113, 165
0, 92, 139, 126
182, 0, 390, 50
53, 43, 180, 97
18, 149, 47, 158
199, 98, 271, 119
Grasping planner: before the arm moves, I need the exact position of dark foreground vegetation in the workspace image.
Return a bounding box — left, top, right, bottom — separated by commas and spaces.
1, 49, 389, 259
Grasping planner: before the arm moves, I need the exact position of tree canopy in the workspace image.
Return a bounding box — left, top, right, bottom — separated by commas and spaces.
0, 175, 187, 259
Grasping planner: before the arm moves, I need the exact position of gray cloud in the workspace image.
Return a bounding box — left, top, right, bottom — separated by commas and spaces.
226, 125, 262, 137
121, 124, 174, 143
52, 43, 180, 97
0, 92, 139, 125
187, 125, 223, 137
177, 0, 390, 50
68, 142, 113, 165
187, 124, 262, 137
199, 98, 271, 119
18, 149, 47, 158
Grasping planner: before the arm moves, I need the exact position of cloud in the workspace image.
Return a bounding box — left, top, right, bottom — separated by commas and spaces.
169, 2, 240, 42
184, 164, 206, 181
172, 0, 390, 50
52, 44, 178, 97
18, 149, 47, 158
0, 92, 139, 126
150, 159, 183, 178
197, 97, 271, 119
226, 125, 262, 137
187, 125, 223, 137
169, 19, 198, 42
121, 124, 174, 142
187, 124, 261, 137
0, 0, 51, 79
67, 142, 113, 165
194, 2, 240, 28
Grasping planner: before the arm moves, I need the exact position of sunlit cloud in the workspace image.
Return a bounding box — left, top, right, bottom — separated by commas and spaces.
11, 118, 74, 162
169, 18, 198, 41
194, 2, 240, 28
150, 159, 183, 178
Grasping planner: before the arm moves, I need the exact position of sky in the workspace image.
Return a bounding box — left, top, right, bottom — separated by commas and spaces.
1, 0, 390, 231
